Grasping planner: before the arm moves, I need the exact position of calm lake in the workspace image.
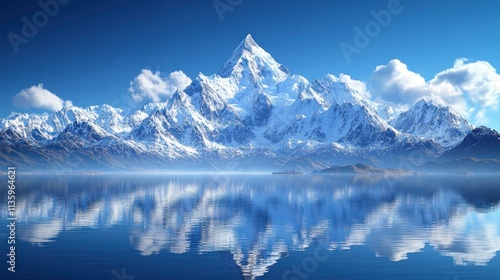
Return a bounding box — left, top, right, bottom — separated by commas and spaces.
1, 174, 500, 279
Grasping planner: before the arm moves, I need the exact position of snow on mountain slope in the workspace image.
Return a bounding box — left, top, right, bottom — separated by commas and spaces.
184, 74, 241, 123
0, 34, 477, 170
127, 109, 149, 127
310, 74, 401, 121
218, 34, 290, 90
55, 120, 115, 147
264, 100, 396, 148
128, 107, 200, 159
0, 104, 134, 140
49, 105, 98, 132
91, 104, 131, 135
390, 99, 473, 148
373, 103, 401, 121
312, 74, 365, 106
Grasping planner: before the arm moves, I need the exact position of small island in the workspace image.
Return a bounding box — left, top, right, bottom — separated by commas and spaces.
313, 163, 413, 175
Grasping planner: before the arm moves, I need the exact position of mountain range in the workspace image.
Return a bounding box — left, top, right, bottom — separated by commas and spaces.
1, 34, 497, 172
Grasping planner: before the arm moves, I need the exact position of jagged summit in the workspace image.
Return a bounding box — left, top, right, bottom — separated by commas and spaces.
390, 98, 473, 148
217, 34, 289, 85
55, 120, 113, 147
239, 34, 259, 51
220, 34, 262, 67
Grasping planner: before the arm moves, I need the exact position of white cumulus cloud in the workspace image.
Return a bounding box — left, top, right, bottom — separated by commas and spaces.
367, 59, 500, 125
367, 59, 428, 108
168, 70, 193, 89
13, 84, 71, 112
128, 70, 192, 104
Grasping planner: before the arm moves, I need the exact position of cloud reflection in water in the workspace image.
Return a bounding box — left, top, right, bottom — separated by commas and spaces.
3, 174, 500, 278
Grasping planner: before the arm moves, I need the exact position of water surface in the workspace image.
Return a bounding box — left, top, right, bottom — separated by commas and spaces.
1, 174, 500, 279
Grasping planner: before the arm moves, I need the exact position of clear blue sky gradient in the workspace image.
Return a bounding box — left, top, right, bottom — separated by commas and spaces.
1, 0, 499, 129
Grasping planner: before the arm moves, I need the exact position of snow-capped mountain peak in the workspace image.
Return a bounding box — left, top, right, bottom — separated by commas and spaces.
218, 34, 290, 86
55, 120, 114, 147
390, 99, 473, 148
238, 34, 259, 52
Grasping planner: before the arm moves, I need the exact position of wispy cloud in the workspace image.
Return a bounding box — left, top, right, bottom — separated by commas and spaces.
128, 70, 192, 105
13, 84, 72, 112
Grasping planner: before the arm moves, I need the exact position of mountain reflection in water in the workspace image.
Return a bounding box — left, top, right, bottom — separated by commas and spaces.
2, 174, 500, 279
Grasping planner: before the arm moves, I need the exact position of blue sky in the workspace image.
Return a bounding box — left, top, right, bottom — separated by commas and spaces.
1, 0, 500, 129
